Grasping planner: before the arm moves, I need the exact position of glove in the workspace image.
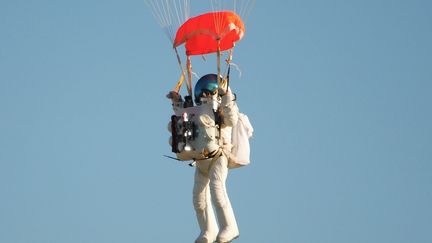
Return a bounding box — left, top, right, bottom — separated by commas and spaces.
166, 91, 182, 102
218, 78, 228, 96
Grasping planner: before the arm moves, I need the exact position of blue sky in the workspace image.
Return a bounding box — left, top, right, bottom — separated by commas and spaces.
1, 0, 431, 242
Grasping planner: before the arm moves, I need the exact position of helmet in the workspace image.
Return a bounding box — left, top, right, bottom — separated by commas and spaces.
194, 74, 218, 104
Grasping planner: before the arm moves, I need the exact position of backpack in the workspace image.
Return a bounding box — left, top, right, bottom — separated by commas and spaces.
228, 113, 254, 168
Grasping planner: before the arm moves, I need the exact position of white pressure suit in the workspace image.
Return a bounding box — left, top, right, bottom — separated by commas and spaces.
169, 89, 239, 243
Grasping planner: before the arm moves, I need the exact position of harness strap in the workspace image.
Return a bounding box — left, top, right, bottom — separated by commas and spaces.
195, 148, 223, 174
207, 148, 223, 173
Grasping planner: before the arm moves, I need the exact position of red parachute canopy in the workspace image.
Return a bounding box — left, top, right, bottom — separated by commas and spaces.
173, 11, 245, 56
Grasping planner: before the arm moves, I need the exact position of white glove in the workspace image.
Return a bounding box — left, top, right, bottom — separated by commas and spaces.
166, 91, 182, 102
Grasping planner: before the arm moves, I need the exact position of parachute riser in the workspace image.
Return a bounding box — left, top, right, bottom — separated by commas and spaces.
186, 56, 193, 97
216, 45, 234, 94
217, 40, 222, 86
173, 47, 186, 92
173, 47, 193, 97
224, 49, 234, 91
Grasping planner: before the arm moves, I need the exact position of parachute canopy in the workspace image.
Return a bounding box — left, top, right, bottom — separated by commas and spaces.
173, 11, 245, 56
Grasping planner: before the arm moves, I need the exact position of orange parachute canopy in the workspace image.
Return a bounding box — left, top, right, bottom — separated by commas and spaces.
173, 11, 245, 56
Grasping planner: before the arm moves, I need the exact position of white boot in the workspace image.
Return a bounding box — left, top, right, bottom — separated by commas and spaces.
194, 205, 218, 243
215, 203, 239, 243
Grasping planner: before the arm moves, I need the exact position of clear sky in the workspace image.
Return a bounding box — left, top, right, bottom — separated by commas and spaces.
1, 0, 431, 242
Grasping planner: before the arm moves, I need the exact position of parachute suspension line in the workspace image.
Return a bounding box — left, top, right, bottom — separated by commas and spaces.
172, 0, 183, 27
161, 1, 173, 37
234, 0, 255, 24
210, 0, 219, 32
210, 0, 227, 36
145, 0, 173, 42
184, 0, 190, 20
210, 0, 255, 26
145, 0, 190, 43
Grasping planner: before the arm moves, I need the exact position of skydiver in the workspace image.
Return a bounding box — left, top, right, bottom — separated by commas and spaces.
167, 74, 240, 243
